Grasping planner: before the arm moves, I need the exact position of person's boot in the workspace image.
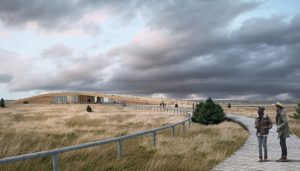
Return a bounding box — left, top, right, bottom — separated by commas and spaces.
258, 157, 263, 162
264, 156, 268, 162
276, 156, 288, 162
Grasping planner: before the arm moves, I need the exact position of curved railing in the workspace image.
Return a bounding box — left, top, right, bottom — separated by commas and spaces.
0, 105, 192, 171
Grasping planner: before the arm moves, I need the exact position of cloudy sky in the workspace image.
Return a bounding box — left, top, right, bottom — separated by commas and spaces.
1, 0, 300, 100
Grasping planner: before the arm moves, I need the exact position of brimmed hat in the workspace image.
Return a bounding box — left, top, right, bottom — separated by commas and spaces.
257, 106, 265, 115
273, 102, 284, 108
258, 106, 265, 111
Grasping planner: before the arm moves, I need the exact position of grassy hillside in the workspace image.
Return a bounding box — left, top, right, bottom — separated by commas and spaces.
0, 104, 248, 171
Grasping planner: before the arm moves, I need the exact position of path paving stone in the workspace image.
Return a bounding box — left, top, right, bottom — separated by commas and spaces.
213, 114, 300, 171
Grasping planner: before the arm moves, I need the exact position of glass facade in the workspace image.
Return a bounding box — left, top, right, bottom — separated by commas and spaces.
72, 96, 78, 103
54, 96, 67, 104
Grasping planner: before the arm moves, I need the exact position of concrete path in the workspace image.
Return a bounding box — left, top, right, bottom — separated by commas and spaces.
213, 114, 300, 171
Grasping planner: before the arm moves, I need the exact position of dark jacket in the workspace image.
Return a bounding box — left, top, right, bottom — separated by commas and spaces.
255, 114, 273, 136
276, 109, 290, 138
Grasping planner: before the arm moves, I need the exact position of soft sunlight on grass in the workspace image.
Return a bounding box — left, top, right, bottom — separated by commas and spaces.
0, 104, 248, 171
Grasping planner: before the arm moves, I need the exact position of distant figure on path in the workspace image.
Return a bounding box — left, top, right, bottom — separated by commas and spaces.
255, 106, 273, 162
274, 102, 290, 162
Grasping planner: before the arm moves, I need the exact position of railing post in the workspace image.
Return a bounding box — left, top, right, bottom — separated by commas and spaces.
172, 126, 175, 137
52, 154, 59, 171
152, 131, 157, 147
0, 105, 194, 167
118, 140, 122, 160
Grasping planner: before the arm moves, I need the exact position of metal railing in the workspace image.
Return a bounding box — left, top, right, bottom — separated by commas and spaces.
0, 105, 192, 171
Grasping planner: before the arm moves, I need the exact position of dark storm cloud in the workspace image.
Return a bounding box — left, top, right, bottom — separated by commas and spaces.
115, 44, 299, 98
2, 0, 300, 100
146, 0, 258, 32
0, 0, 79, 28
111, 0, 259, 69
0, 0, 144, 29
107, 10, 300, 99
11, 53, 112, 91
42, 43, 73, 58
231, 14, 300, 45
0, 74, 12, 83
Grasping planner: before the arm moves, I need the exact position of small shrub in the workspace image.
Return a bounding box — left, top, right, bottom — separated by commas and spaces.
175, 104, 178, 108
290, 103, 300, 120
0, 98, 5, 108
86, 105, 93, 112
192, 97, 225, 124
228, 103, 231, 108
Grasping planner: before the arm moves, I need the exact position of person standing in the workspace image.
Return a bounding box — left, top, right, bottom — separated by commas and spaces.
255, 106, 273, 162
274, 102, 290, 162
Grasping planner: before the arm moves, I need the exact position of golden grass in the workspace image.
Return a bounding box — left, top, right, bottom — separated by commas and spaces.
223, 105, 300, 137
0, 104, 248, 171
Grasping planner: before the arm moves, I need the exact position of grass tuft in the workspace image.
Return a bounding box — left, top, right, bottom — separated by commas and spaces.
0, 104, 248, 170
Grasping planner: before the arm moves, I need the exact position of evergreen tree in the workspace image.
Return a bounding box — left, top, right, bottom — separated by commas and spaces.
291, 103, 300, 120
86, 105, 93, 112
0, 98, 5, 108
228, 102, 231, 108
192, 97, 225, 124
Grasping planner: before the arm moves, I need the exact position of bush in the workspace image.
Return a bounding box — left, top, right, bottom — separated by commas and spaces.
290, 103, 300, 120
228, 103, 231, 108
192, 97, 225, 124
86, 105, 93, 112
0, 98, 5, 108
175, 104, 178, 108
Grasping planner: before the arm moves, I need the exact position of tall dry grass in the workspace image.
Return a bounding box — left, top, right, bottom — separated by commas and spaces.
0, 104, 248, 171
223, 104, 300, 138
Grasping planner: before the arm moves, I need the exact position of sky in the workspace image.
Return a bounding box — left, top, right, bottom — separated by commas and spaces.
1, 0, 300, 100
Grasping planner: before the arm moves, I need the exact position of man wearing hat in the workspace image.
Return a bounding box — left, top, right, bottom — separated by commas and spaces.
274, 102, 290, 162
255, 106, 273, 162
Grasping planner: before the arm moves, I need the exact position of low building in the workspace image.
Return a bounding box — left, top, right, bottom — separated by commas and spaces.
13, 92, 157, 105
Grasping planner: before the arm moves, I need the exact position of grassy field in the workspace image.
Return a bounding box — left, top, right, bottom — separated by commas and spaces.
223, 104, 300, 137
0, 104, 248, 171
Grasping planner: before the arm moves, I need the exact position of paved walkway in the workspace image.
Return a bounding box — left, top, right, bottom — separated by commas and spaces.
213, 114, 300, 171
